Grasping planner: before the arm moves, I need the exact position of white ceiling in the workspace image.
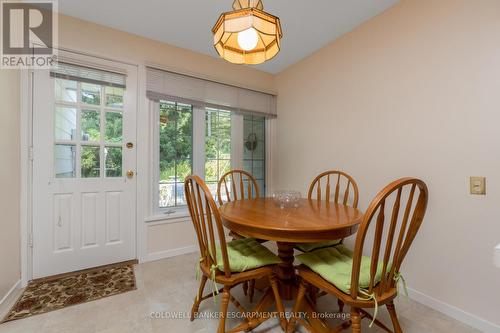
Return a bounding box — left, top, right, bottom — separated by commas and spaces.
58, 0, 399, 74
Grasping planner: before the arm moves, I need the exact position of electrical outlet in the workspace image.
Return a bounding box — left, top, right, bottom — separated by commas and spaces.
470, 177, 486, 195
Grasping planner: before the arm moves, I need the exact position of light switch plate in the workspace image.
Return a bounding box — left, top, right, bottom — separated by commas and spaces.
470, 177, 486, 195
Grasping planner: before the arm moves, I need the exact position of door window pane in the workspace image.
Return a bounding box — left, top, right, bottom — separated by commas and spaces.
54, 144, 76, 178
105, 147, 122, 177
55, 79, 77, 103
105, 112, 123, 143
81, 146, 100, 178
81, 109, 100, 142
81, 83, 101, 105
53, 73, 128, 181
55, 107, 77, 141
105, 86, 124, 108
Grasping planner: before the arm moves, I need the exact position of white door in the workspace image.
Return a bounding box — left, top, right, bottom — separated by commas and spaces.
32, 54, 137, 278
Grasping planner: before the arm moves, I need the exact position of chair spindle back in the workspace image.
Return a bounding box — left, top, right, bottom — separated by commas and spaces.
350, 178, 428, 299
217, 169, 260, 206
185, 175, 231, 278
308, 170, 359, 208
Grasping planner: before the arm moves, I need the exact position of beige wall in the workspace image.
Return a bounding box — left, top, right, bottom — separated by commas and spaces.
58, 15, 275, 94
0, 70, 21, 298
275, 0, 500, 326
0, 12, 274, 299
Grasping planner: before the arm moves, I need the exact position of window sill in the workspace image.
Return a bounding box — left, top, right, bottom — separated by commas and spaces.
144, 212, 191, 225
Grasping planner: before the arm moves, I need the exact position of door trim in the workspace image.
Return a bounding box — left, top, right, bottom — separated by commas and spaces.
20, 68, 32, 287
20, 48, 141, 285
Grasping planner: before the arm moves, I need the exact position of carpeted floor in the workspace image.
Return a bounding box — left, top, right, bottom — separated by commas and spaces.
2, 263, 136, 323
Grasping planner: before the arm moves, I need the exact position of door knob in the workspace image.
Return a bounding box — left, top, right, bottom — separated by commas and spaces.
127, 170, 134, 179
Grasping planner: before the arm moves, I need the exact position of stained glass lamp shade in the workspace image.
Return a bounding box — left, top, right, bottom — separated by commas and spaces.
212, 0, 283, 65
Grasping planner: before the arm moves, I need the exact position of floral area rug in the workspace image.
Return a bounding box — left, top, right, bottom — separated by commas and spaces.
2, 262, 136, 323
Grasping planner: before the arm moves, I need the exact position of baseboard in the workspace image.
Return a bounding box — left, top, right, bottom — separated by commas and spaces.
0, 280, 21, 318
407, 287, 500, 333
146, 245, 198, 262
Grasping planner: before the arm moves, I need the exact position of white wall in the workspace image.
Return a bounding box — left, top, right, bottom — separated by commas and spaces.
0, 70, 21, 299
275, 0, 500, 327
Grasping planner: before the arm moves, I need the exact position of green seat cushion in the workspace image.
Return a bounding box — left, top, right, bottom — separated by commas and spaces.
215, 238, 281, 273
295, 239, 342, 252
296, 244, 386, 294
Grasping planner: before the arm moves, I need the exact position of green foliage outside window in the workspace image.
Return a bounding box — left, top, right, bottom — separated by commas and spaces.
80, 108, 124, 178
205, 109, 231, 197
106, 147, 122, 177
81, 110, 100, 141
159, 102, 193, 182
81, 146, 100, 178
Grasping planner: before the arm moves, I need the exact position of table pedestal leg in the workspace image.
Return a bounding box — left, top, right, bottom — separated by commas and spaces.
233, 284, 338, 333
243, 241, 340, 333
277, 242, 296, 300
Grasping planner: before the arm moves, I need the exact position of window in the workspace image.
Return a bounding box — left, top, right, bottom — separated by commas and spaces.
158, 101, 193, 208
205, 109, 231, 196
53, 78, 124, 179
155, 101, 267, 214
243, 115, 266, 196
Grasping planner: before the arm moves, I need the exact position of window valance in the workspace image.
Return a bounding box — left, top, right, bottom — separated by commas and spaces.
146, 67, 276, 118
51, 62, 127, 88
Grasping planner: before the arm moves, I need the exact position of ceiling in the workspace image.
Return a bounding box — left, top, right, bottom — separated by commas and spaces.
57, 0, 399, 74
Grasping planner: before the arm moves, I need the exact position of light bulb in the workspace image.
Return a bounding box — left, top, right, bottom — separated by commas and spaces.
237, 28, 258, 51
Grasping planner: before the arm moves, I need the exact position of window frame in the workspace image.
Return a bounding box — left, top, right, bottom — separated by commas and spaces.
243, 114, 266, 197
153, 103, 207, 218
157, 100, 194, 209
204, 108, 233, 200
151, 100, 268, 220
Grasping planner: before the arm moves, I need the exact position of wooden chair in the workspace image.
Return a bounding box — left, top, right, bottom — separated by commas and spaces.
287, 178, 428, 333
308, 170, 359, 208
295, 170, 360, 253
217, 169, 264, 301
185, 175, 286, 333
217, 169, 261, 216
297, 170, 360, 306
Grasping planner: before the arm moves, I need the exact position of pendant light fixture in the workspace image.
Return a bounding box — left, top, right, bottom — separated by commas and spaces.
212, 0, 282, 65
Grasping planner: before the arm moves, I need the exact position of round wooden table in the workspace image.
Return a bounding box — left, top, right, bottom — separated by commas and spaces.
220, 197, 362, 300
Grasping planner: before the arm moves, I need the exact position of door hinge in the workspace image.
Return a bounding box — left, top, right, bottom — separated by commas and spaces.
28, 233, 33, 248
28, 146, 34, 161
